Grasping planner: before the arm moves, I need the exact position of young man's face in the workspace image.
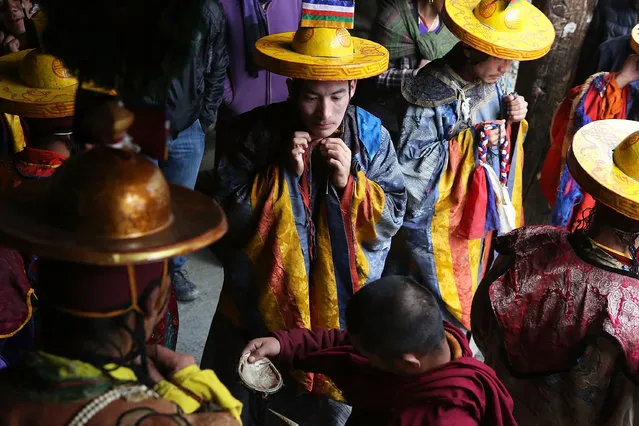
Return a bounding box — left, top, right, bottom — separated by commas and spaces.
472, 56, 512, 84
293, 80, 356, 139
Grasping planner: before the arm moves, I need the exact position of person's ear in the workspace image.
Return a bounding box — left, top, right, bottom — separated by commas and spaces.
401, 353, 422, 369
349, 80, 357, 98
462, 44, 472, 59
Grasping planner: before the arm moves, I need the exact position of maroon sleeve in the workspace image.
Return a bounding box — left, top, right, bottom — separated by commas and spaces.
397, 406, 478, 426
272, 328, 350, 372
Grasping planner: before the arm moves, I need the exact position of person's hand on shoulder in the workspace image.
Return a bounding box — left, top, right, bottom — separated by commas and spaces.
146, 344, 197, 381
615, 54, 639, 89
243, 337, 281, 363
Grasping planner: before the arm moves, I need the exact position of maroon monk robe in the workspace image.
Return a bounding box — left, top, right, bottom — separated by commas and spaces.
273, 322, 517, 426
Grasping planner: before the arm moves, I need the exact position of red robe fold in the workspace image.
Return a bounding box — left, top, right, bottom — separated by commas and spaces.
273, 322, 517, 426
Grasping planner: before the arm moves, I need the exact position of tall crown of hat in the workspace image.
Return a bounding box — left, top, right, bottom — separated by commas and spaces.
254, 0, 389, 80
443, 0, 555, 60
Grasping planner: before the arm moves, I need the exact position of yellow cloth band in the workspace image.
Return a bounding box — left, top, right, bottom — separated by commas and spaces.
154, 380, 201, 414
5, 113, 26, 153
36, 352, 241, 422
156, 365, 243, 422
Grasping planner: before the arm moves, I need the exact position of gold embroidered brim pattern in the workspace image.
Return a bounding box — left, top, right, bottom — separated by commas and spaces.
255, 32, 389, 80
568, 119, 639, 220
0, 49, 77, 118
444, 0, 555, 61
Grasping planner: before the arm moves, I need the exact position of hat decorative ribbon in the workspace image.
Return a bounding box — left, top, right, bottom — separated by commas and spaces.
301, 0, 355, 29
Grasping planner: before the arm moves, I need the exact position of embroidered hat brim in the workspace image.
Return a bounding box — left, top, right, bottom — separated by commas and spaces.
254, 31, 389, 81
443, 0, 555, 61
568, 119, 639, 220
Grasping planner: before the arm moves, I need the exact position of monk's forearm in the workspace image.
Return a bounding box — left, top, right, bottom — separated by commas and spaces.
273, 328, 350, 369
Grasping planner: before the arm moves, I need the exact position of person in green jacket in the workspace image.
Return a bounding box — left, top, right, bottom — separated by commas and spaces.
359, 0, 458, 141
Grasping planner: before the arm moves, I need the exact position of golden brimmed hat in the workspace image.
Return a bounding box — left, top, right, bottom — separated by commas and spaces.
568, 119, 639, 220
443, 0, 555, 61
631, 24, 639, 54
0, 48, 114, 119
254, 0, 388, 80
0, 147, 227, 265
0, 106, 226, 265
0, 49, 77, 118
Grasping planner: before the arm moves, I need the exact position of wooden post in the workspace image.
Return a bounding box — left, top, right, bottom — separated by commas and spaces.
517, 0, 597, 224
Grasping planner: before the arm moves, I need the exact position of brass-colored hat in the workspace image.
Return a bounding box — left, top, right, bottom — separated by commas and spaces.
0, 107, 226, 265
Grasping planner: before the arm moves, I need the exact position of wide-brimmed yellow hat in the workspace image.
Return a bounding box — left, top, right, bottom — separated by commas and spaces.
0, 49, 77, 118
568, 119, 639, 220
443, 0, 555, 61
0, 48, 113, 119
254, 1, 388, 80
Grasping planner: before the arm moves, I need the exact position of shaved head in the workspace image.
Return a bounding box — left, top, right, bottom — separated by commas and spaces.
346, 276, 445, 358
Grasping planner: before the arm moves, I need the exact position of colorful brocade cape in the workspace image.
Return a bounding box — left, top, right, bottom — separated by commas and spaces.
393, 55, 525, 329
472, 226, 639, 426
213, 102, 406, 399
541, 72, 637, 230
147, 286, 179, 350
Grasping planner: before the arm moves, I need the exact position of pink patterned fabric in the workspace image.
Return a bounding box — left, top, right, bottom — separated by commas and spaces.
489, 225, 639, 380
0, 246, 32, 337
